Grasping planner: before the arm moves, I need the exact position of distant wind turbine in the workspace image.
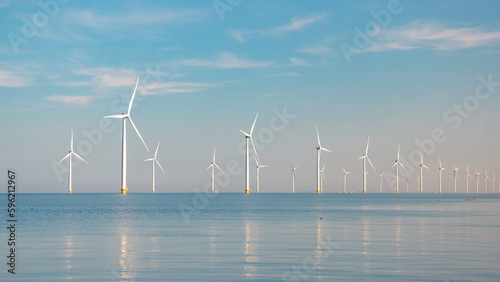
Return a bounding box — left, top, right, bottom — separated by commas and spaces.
392, 144, 407, 193
240, 113, 259, 194
315, 125, 332, 194
419, 152, 429, 193
59, 129, 89, 193
438, 157, 446, 194
484, 170, 489, 194
466, 163, 472, 194
144, 141, 165, 193
342, 166, 350, 194
475, 170, 481, 194
416, 175, 421, 193
256, 162, 268, 194
206, 147, 223, 194
358, 137, 375, 193
492, 172, 496, 194
290, 164, 298, 193
379, 172, 384, 193
453, 164, 459, 194
320, 163, 326, 193
104, 78, 150, 194
405, 176, 410, 193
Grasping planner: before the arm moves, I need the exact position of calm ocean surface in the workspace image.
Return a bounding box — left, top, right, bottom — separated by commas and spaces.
1, 193, 500, 281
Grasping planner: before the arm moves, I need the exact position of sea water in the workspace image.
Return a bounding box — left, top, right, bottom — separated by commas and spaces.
1, 193, 499, 281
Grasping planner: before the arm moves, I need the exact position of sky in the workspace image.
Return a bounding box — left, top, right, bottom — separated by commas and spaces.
1, 0, 500, 193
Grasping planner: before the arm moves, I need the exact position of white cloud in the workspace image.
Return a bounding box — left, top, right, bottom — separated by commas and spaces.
366, 21, 500, 52
182, 52, 274, 69
226, 29, 247, 42
297, 46, 334, 56
289, 57, 308, 66
0, 70, 31, 87
45, 95, 94, 106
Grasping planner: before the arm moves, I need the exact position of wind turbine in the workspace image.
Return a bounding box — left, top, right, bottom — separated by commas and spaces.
59, 129, 89, 193
492, 172, 496, 194
144, 141, 165, 193
256, 162, 268, 193
342, 166, 350, 194
103, 78, 150, 194
206, 147, 223, 194
290, 164, 298, 193
319, 163, 327, 193
379, 172, 384, 193
475, 170, 481, 194
392, 144, 407, 193
315, 125, 332, 194
419, 151, 429, 193
484, 170, 489, 194
416, 176, 421, 193
438, 157, 446, 194
466, 163, 472, 194
240, 113, 259, 194
358, 137, 376, 193
453, 164, 459, 194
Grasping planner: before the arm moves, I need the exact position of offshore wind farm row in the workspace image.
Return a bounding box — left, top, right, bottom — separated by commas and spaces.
58, 78, 499, 195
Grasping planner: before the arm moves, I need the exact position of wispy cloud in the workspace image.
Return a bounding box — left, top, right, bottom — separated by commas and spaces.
289, 57, 308, 66
182, 52, 274, 69
365, 21, 500, 52
227, 13, 326, 42
0, 70, 31, 87
45, 95, 94, 106
297, 46, 335, 56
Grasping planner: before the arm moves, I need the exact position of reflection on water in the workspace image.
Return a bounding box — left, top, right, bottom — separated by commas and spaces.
65, 235, 73, 280
244, 220, 258, 277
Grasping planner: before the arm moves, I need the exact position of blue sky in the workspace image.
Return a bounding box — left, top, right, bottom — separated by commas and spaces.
1, 0, 500, 193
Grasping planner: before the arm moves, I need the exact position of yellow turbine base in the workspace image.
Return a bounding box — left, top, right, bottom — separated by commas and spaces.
396, 190, 398, 194
363, 190, 366, 194
152, 190, 155, 193
245, 189, 250, 194
68, 190, 72, 194
121, 188, 127, 194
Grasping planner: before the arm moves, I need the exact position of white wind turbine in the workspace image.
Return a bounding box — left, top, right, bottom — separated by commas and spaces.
358, 137, 376, 193
256, 162, 268, 194
342, 166, 350, 194
438, 157, 446, 194
290, 164, 298, 193
392, 144, 408, 193
240, 113, 259, 194
475, 170, 481, 194
466, 163, 472, 194
419, 151, 429, 193
320, 163, 326, 193
484, 170, 489, 194
453, 164, 459, 194
144, 141, 165, 193
207, 147, 223, 194
104, 78, 150, 194
379, 172, 384, 193
315, 125, 332, 194
59, 129, 89, 193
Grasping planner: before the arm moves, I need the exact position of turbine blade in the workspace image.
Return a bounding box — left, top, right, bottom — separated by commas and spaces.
213, 147, 216, 162
358, 156, 366, 160
240, 130, 251, 137
127, 77, 139, 115
423, 165, 430, 170
392, 162, 397, 168
71, 129, 74, 151
128, 117, 150, 152
103, 114, 126, 119
155, 141, 160, 158
321, 147, 332, 153
367, 156, 376, 172
316, 124, 321, 147
250, 137, 260, 166
342, 165, 346, 174
397, 144, 400, 160
144, 158, 154, 162
400, 163, 408, 172
420, 151, 423, 164
72, 152, 89, 164
59, 153, 71, 163
207, 163, 214, 170
365, 137, 370, 154
215, 163, 223, 173
155, 159, 166, 174
250, 112, 258, 136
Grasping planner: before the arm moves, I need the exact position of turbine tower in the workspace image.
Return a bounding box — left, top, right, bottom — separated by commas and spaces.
240, 113, 259, 194
419, 151, 429, 193
290, 164, 298, 193
453, 164, 459, 194
342, 166, 350, 194
484, 170, 489, 194
416, 176, 421, 193
206, 147, 223, 194
358, 137, 375, 193
492, 172, 496, 194
438, 157, 446, 194
475, 170, 481, 194
144, 141, 165, 193
405, 176, 410, 193
256, 162, 268, 193
379, 172, 384, 193
319, 163, 326, 193
59, 129, 89, 193
392, 144, 407, 193
466, 163, 472, 194
103, 78, 150, 194
315, 125, 332, 194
